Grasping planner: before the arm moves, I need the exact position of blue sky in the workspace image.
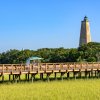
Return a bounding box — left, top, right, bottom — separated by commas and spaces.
0, 0, 100, 52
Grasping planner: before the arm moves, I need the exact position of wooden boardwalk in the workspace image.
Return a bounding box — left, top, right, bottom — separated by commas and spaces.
0, 62, 100, 82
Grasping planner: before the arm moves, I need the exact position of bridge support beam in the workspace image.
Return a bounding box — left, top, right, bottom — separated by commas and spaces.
91, 70, 93, 78
67, 72, 70, 79
89, 72, 91, 78
25, 74, 27, 80
54, 73, 57, 80
73, 72, 77, 80
28, 74, 30, 81
14, 74, 20, 83
78, 71, 82, 78
2, 75, 4, 82
40, 73, 43, 80
85, 71, 88, 79
47, 73, 51, 82
31, 74, 35, 83
61, 72, 65, 81
98, 71, 100, 78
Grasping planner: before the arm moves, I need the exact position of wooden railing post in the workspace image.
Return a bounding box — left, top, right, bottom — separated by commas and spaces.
98, 62, 100, 78
20, 64, 22, 74
40, 63, 41, 71
2, 64, 4, 82
37, 63, 39, 73
74, 63, 76, 70
60, 64, 62, 71
92, 62, 94, 69
2, 64, 4, 75
86, 63, 88, 69
29, 64, 31, 72
11, 64, 13, 74
68, 64, 69, 70
81, 63, 82, 69
53, 64, 55, 72
45, 63, 47, 72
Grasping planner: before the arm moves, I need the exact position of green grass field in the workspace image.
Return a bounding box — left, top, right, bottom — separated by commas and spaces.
0, 79, 100, 100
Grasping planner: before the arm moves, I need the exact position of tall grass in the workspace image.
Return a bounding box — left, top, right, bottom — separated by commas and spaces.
0, 79, 100, 100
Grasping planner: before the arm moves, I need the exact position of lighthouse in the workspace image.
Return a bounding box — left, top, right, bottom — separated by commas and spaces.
79, 16, 91, 46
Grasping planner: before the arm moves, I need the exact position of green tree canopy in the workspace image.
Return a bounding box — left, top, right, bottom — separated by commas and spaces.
0, 42, 100, 64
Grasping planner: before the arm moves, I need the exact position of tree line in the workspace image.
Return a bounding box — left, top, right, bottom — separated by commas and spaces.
0, 42, 100, 64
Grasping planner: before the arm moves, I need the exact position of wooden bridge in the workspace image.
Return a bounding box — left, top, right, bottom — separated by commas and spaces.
0, 62, 100, 82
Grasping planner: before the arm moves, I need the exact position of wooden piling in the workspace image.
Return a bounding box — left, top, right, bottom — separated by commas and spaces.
47, 73, 51, 82
73, 72, 77, 80
28, 74, 30, 81
89, 72, 91, 78
67, 72, 69, 79
15, 75, 18, 83
2, 75, 4, 82
31, 74, 36, 82
85, 70, 88, 79
61, 72, 65, 81
79, 69, 82, 78
95, 71, 97, 77
55, 73, 57, 80
25, 74, 27, 80
91, 69, 93, 78
40, 73, 43, 80
98, 70, 100, 78
19, 75, 21, 81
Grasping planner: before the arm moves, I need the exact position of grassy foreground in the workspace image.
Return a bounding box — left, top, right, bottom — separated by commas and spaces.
0, 79, 100, 100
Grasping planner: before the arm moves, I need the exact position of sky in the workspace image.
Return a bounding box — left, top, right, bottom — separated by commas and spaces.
0, 0, 100, 52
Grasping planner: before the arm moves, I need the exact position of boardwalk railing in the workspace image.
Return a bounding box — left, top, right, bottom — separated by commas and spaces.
0, 62, 100, 82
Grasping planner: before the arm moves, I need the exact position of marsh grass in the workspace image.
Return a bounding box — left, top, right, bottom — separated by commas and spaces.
0, 79, 100, 100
